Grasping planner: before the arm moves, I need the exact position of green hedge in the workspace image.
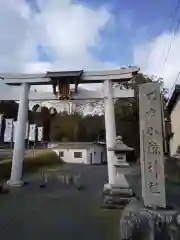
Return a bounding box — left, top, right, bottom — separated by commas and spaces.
0, 150, 64, 180
165, 158, 180, 184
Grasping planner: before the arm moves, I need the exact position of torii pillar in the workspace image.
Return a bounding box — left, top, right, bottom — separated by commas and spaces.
103, 79, 116, 185
7, 83, 30, 186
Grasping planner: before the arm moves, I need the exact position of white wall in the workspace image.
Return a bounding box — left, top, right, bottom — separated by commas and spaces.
52, 145, 106, 165
87, 148, 94, 164
53, 148, 88, 164
87, 145, 106, 164
170, 98, 180, 155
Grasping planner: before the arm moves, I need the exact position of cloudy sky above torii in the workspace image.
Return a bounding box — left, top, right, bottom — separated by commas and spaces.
0, 0, 179, 95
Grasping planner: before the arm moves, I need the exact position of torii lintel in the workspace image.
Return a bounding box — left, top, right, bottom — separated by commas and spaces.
1, 67, 140, 86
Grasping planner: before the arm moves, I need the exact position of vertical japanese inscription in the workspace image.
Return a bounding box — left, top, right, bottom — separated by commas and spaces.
139, 83, 166, 208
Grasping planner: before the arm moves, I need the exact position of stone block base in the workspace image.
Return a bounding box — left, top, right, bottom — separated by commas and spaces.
120, 198, 180, 239
7, 179, 24, 187
102, 183, 134, 208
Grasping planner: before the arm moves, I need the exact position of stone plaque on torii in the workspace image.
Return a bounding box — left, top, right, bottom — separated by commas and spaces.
0, 67, 139, 190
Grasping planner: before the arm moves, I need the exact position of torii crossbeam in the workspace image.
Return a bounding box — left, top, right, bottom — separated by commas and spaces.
1, 67, 139, 187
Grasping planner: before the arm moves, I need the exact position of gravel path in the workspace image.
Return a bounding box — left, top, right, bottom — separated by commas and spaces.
0, 164, 121, 240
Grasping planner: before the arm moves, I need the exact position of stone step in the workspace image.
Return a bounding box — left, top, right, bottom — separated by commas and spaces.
100, 203, 125, 209
104, 195, 132, 205
111, 188, 133, 194
103, 188, 133, 196
104, 192, 133, 198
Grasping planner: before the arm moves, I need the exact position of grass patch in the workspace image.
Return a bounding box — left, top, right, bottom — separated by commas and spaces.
87, 205, 121, 240
0, 150, 64, 180
165, 158, 180, 185
165, 159, 180, 184
166, 176, 180, 185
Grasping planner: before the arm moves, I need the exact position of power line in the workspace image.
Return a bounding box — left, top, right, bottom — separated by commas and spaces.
159, 0, 180, 75
159, 0, 180, 62
169, 0, 180, 32
160, 19, 180, 73
159, 1, 180, 69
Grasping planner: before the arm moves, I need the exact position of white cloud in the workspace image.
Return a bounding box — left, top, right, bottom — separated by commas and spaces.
0, 0, 116, 94
37, 1, 107, 58
134, 32, 180, 89
0, 0, 119, 115
0, 0, 37, 73
31, 0, 114, 71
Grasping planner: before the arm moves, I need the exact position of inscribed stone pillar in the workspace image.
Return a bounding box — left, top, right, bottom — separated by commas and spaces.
139, 83, 166, 208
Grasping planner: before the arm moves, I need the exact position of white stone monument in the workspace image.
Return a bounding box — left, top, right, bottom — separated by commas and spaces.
120, 82, 180, 239
139, 82, 166, 208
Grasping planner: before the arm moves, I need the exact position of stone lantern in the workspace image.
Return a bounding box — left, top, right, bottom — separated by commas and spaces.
103, 136, 134, 207
108, 136, 134, 188
111, 136, 134, 167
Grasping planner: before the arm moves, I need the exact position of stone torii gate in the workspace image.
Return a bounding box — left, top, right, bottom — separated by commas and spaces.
0, 67, 139, 187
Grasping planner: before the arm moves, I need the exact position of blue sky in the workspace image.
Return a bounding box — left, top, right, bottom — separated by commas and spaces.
0, 0, 180, 88
30, 0, 178, 66
93, 0, 176, 65
0, 0, 179, 112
